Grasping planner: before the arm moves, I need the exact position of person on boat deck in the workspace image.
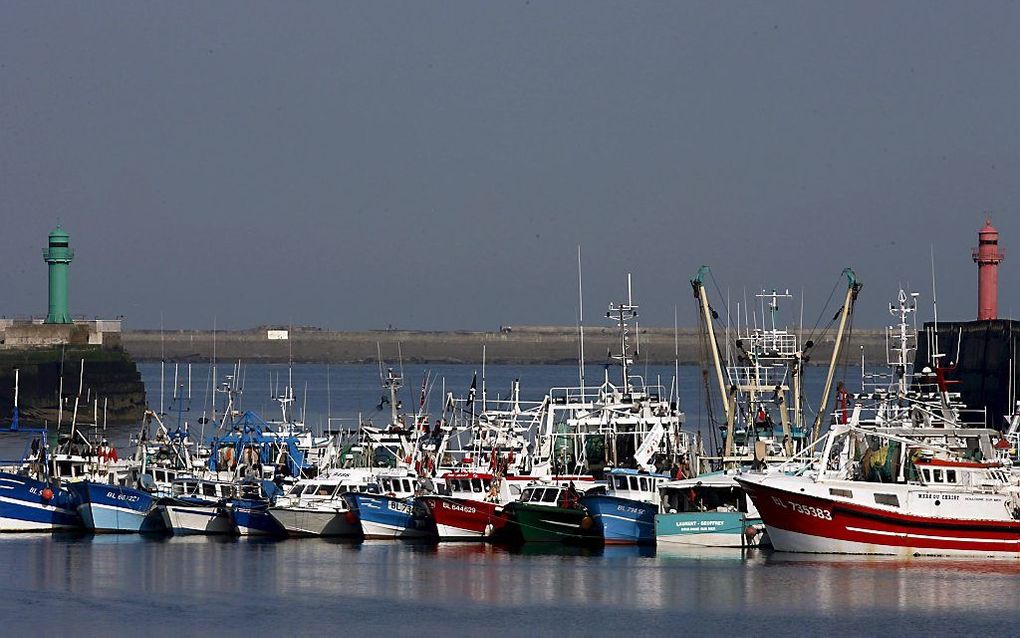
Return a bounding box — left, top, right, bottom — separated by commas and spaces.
98, 439, 118, 464
562, 481, 580, 509
675, 456, 691, 480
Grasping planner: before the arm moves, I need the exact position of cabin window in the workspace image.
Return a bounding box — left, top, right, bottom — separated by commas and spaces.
829, 488, 853, 498
933, 469, 943, 483
156, 470, 166, 483
471, 479, 483, 493
946, 470, 957, 483
318, 486, 332, 496
482, 480, 491, 491
202, 484, 217, 497
639, 477, 649, 491
922, 469, 931, 483
615, 476, 627, 490
541, 489, 558, 503
629, 477, 639, 490
521, 488, 536, 501
874, 493, 899, 507
289, 486, 303, 495
404, 480, 413, 492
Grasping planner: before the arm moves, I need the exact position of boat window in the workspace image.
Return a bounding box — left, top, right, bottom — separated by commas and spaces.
156, 470, 166, 483
289, 485, 302, 495
922, 469, 931, 483
829, 488, 853, 498
541, 489, 558, 503
874, 493, 899, 507
172, 483, 185, 495
521, 488, 536, 502
318, 485, 332, 496
946, 470, 957, 483
933, 469, 943, 483
202, 484, 217, 497
629, 477, 639, 490
381, 479, 392, 492
639, 477, 649, 491
471, 479, 483, 493
482, 480, 491, 491
615, 476, 627, 490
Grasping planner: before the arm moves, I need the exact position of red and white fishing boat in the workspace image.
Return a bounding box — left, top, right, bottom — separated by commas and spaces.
737, 424, 1020, 557
418, 472, 519, 541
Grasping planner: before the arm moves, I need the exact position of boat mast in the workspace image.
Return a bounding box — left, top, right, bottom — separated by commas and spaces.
691, 266, 730, 424
811, 268, 862, 442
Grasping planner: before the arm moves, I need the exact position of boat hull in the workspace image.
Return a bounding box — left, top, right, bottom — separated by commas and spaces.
69, 481, 163, 533
0, 473, 81, 531
229, 499, 285, 536
418, 496, 506, 541
269, 506, 360, 537
162, 502, 235, 535
738, 477, 1020, 557
506, 502, 597, 544
654, 511, 766, 548
345, 493, 430, 539
582, 495, 657, 545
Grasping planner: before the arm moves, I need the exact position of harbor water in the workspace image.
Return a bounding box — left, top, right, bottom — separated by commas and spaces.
2, 363, 1019, 636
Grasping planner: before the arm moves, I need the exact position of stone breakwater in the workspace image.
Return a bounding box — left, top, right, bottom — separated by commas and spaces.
121, 325, 888, 365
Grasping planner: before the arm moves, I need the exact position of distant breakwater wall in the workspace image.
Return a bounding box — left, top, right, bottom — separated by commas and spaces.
121, 326, 889, 366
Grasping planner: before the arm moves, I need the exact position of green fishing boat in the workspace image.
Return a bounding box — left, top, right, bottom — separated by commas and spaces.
505, 483, 599, 543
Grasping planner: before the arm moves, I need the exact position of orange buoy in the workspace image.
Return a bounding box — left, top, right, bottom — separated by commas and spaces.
41, 488, 54, 502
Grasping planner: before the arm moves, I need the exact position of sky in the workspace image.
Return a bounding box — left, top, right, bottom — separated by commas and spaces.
1, 2, 1019, 331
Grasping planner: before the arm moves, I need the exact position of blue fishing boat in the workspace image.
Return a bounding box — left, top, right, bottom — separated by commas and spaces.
581, 469, 669, 545
0, 473, 81, 531
344, 492, 431, 539
0, 372, 81, 531
68, 480, 165, 533
344, 470, 430, 539
226, 480, 285, 536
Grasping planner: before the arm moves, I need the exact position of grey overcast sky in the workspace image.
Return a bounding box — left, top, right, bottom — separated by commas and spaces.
1, 2, 1018, 330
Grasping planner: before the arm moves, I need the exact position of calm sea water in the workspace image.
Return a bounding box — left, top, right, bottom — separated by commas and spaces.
2, 534, 1020, 636
4, 363, 1019, 636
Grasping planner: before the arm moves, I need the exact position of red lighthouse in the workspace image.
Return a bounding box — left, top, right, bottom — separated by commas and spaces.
972, 217, 1005, 321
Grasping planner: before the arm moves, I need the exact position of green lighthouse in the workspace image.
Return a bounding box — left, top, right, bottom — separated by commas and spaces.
42, 226, 74, 324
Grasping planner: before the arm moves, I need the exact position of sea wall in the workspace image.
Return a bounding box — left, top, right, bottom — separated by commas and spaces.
121, 325, 889, 366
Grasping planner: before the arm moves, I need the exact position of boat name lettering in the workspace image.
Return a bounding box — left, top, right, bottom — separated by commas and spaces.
442, 501, 477, 514
616, 505, 643, 515
917, 493, 960, 501
786, 500, 832, 520
388, 500, 413, 515
105, 491, 140, 503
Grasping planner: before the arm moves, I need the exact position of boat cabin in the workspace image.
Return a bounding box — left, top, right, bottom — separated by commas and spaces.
658, 473, 755, 515
442, 472, 517, 503
171, 478, 237, 501
517, 483, 588, 509
603, 468, 670, 504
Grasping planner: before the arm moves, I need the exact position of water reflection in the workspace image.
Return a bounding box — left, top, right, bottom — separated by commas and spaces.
5, 534, 1020, 634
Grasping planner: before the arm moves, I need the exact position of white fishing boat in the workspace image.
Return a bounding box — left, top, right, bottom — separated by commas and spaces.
160, 478, 237, 535
269, 468, 378, 537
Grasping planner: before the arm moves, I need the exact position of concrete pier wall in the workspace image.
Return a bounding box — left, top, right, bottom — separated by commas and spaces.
121, 325, 889, 365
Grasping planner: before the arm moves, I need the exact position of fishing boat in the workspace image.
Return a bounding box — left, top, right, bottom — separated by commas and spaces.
580, 468, 669, 545
268, 468, 377, 537
343, 469, 432, 539
68, 480, 164, 533
500, 482, 600, 544
737, 423, 1020, 556
0, 371, 81, 531
160, 478, 237, 535
226, 480, 286, 536
655, 470, 766, 548
418, 472, 518, 541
